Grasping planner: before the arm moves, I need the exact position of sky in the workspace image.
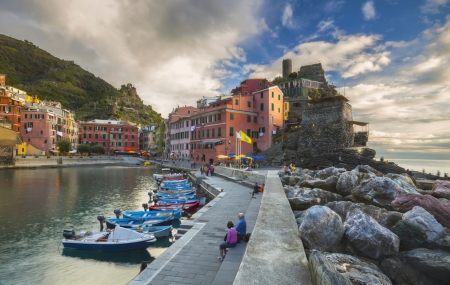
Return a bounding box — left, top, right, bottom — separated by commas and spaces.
1, 0, 450, 160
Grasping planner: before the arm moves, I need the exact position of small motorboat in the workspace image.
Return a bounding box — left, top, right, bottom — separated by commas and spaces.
151, 200, 200, 212
144, 161, 150, 166
129, 225, 173, 237
159, 197, 206, 206
106, 216, 173, 229
123, 209, 181, 220
155, 192, 196, 199
61, 226, 156, 251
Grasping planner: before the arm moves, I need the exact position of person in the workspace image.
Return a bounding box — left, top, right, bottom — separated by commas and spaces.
289, 163, 293, 171
139, 261, 148, 273
235, 213, 247, 243
218, 221, 237, 261
251, 182, 259, 198
259, 183, 265, 193
380, 156, 384, 162
200, 166, 204, 175
406, 169, 414, 176
204, 165, 209, 176
210, 165, 214, 176
284, 165, 291, 176
170, 169, 174, 175
444, 173, 448, 178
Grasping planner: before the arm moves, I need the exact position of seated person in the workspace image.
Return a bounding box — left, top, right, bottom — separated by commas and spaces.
259, 183, 265, 193
218, 221, 237, 261
235, 213, 247, 243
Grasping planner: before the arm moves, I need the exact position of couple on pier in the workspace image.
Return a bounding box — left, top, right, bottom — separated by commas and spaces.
218, 213, 247, 261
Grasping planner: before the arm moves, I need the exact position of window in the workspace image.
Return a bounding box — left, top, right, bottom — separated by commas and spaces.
132, 142, 135, 146
278, 94, 281, 100
247, 101, 251, 107
186, 143, 189, 149
113, 134, 116, 139
271, 103, 274, 111
89, 126, 92, 130
259, 127, 266, 133
186, 121, 189, 127
230, 113, 234, 120
119, 134, 122, 139
103, 134, 106, 139
83, 134, 86, 138
102, 142, 106, 146
259, 82, 262, 87
261, 117, 264, 123
132, 135, 134, 139
25, 114, 27, 118
40, 130, 43, 135
247, 129, 251, 136
118, 142, 122, 147
202, 130, 204, 138
229, 127, 234, 136
247, 115, 251, 122
125, 142, 128, 146
83, 126, 86, 130
272, 92, 274, 98
218, 113, 221, 120
254, 116, 257, 123
218, 127, 222, 136
212, 128, 215, 137
260, 103, 264, 111
278, 107, 281, 113
95, 134, 98, 139
132, 129, 135, 133
260, 92, 264, 98
207, 129, 210, 138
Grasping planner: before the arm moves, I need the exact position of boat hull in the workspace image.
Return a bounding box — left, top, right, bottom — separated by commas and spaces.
62, 239, 155, 251
123, 209, 181, 220
106, 217, 173, 229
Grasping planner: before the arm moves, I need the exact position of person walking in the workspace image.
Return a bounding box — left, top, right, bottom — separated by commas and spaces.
200, 166, 204, 175
204, 165, 209, 176
210, 165, 215, 176
235, 213, 247, 243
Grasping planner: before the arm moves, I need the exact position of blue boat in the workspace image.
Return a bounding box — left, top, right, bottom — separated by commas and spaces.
155, 192, 196, 200
123, 209, 181, 220
128, 225, 173, 237
106, 216, 172, 229
159, 184, 195, 191
62, 226, 156, 251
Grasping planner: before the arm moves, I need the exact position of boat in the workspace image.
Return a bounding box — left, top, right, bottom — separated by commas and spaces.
150, 200, 200, 212
153, 168, 171, 180
129, 225, 173, 237
106, 216, 173, 229
123, 209, 182, 220
159, 197, 206, 206
155, 192, 196, 199
61, 226, 156, 251
143, 161, 150, 166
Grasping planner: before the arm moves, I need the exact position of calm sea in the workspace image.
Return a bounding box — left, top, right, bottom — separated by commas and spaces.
0, 165, 176, 285
389, 159, 450, 176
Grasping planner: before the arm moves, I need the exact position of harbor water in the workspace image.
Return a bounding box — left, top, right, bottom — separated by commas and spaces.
0, 165, 175, 285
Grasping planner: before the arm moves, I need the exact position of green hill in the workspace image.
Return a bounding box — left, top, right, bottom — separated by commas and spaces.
0, 34, 162, 125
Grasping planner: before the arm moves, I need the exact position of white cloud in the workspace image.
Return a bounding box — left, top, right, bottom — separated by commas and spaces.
421, 0, 449, 14
324, 0, 345, 13
317, 19, 335, 32
282, 4, 294, 28
362, 1, 376, 20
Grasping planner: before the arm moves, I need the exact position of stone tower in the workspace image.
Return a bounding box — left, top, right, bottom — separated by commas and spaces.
282, 59, 292, 79
298, 63, 325, 83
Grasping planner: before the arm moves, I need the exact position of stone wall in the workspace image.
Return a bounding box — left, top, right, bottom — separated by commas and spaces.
298, 99, 354, 154
298, 63, 325, 83
354, 131, 369, 147
0, 146, 14, 166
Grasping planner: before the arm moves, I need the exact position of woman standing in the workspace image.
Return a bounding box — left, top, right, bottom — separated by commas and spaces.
218, 221, 237, 261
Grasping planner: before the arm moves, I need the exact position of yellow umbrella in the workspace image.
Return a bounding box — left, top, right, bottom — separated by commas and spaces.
215, 154, 227, 158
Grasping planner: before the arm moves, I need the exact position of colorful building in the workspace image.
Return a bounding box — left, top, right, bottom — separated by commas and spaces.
80, 119, 139, 154
0, 75, 25, 132
168, 106, 199, 159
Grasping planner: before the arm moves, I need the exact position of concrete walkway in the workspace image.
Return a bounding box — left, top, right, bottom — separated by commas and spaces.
131, 171, 262, 285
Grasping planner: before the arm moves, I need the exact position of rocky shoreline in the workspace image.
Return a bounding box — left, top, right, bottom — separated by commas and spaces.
282, 166, 450, 285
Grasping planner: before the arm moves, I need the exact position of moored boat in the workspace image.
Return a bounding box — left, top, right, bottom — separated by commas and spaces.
129, 225, 173, 237
106, 216, 173, 229
123, 209, 181, 220
150, 200, 200, 212
61, 226, 156, 251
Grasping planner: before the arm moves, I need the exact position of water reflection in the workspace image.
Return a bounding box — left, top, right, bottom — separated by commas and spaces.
61, 248, 153, 264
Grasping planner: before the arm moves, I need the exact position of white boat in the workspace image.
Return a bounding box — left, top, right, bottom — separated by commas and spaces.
153, 168, 171, 180
62, 226, 156, 251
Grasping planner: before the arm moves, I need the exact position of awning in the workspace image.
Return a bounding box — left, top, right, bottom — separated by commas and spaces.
69, 150, 77, 153
349, 121, 369, 126
50, 150, 59, 153
201, 139, 222, 144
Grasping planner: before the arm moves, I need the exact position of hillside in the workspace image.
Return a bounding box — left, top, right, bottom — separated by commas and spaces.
0, 34, 162, 125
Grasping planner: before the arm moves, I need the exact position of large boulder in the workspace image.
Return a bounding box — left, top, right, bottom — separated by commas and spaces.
385, 174, 421, 194
359, 165, 384, 177
402, 206, 445, 243
439, 198, 450, 206
316, 167, 345, 180
293, 173, 314, 186
285, 187, 343, 211
431, 180, 450, 200
352, 177, 406, 209
336, 172, 372, 196
391, 194, 450, 228
308, 250, 352, 285
299, 176, 339, 192
380, 257, 446, 285
404, 248, 450, 283
430, 228, 450, 252
323, 253, 392, 285
390, 220, 427, 251
344, 209, 400, 259
326, 201, 402, 229
299, 206, 345, 251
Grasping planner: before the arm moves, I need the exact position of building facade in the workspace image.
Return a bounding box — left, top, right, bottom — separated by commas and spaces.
168, 106, 199, 159
0, 75, 25, 132
139, 125, 156, 152
80, 119, 139, 154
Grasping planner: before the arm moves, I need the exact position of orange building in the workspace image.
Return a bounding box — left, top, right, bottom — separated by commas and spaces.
0, 75, 25, 132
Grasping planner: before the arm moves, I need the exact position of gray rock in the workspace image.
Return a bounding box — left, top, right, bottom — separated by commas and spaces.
380, 257, 446, 285
293, 173, 314, 185
308, 250, 352, 285
316, 167, 346, 180
404, 248, 450, 283
402, 206, 445, 243
293, 210, 305, 219
323, 253, 392, 285
390, 220, 427, 251
429, 228, 450, 252
299, 206, 345, 251
299, 176, 339, 192
285, 187, 343, 211
326, 201, 402, 229
336, 171, 372, 196
344, 209, 400, 259
439, 198, 450, 206
431, 180, 450, 200
351, 177, 408, 209
359, 165, 384, 177
385, 174, 421, 194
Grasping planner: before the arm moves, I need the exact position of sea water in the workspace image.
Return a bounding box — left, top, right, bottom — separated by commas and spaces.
390, 159, 450, 176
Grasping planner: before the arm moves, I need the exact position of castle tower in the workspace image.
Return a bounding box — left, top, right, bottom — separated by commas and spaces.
282, 59, 292, 79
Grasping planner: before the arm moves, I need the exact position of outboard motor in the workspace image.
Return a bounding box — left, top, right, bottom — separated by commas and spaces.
97, 215, 106, 230
113, 208, 122, 218
148, 191, 153, 202
142, 203, 149, 211
153, 195, 160, 204
63, 229, 75, 239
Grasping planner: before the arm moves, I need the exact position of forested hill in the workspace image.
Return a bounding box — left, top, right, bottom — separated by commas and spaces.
0, 34, 162, 125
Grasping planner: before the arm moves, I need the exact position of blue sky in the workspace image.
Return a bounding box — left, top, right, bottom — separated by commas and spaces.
1, 0, 449, 159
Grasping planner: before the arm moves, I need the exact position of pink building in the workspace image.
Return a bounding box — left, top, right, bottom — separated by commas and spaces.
168, 106, 199, 159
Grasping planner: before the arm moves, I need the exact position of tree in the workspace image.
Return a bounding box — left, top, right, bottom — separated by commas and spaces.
272, 76, 285, 85
77, 144, 91, 154
91, 145, 105, 155
288, 72, 298, 79
56, 139, 72, 153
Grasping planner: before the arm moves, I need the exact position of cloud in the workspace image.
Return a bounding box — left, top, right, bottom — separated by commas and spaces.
317, 19, 335, 32
362, 1, 376, 20
324, 0, 345, 13
281, 4, 294, 28
421, 0, 449, 14
0, 0, 265, 116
